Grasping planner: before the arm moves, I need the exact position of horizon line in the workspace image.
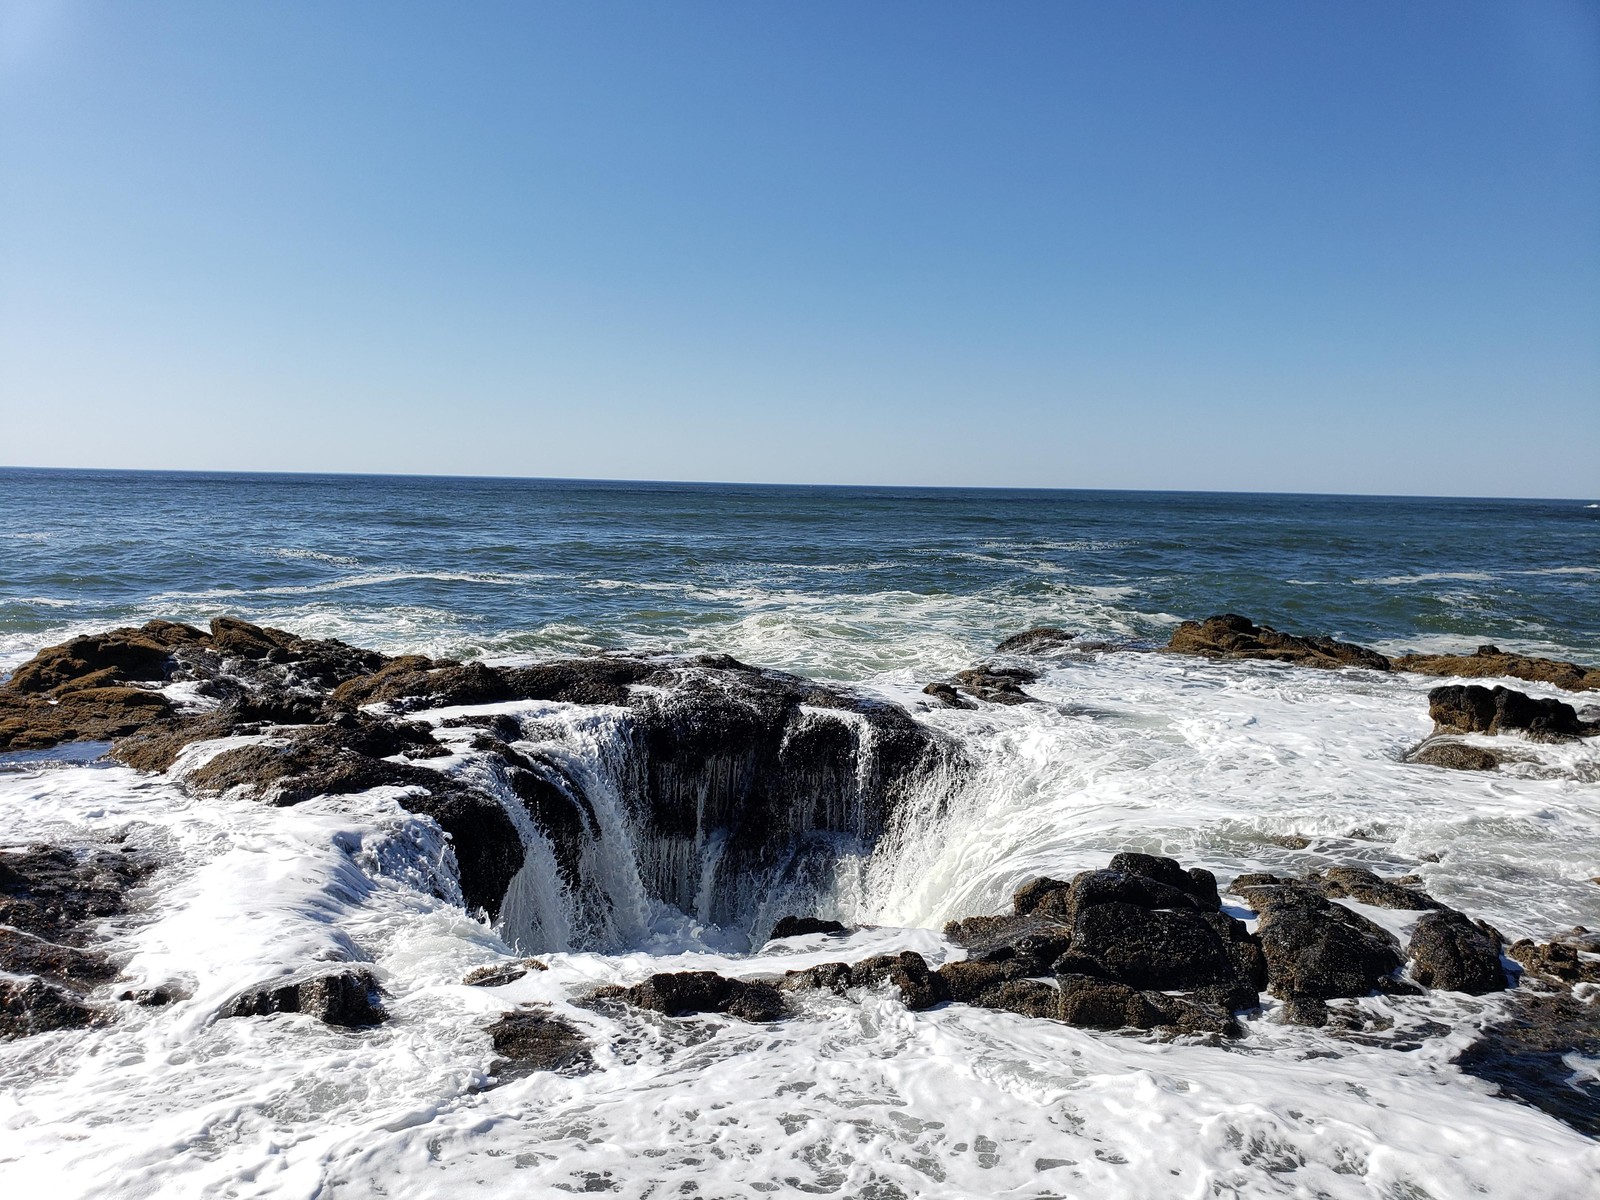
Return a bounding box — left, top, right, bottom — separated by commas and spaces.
0, 463, 1594, 506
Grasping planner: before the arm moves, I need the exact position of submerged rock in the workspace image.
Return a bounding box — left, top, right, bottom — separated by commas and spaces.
463, 959, 548, 987
950, 665, 1040, 705
0, 977, 106, 1039
594, 971, 787, 1023
994, 627, 1077, 655
1405, 740, 1501, 771
1166, 614, 1391, 671
1395, 645, 1600, 694
221, 966, 387, 1027
1508, 936, 1600, 987
486, 1005, 593, 1074
1453, 991, 1600, 1136
1428, 683, 1589, 739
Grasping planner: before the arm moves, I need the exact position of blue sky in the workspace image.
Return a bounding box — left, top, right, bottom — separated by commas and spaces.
2, 1, 1596, 496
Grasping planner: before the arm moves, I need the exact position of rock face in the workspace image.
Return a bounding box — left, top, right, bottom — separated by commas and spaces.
1166, 614, 1391, 671
0, 844, 152, 1040
485, 1006, 593, 1074
1428, 684, 1589, 739
594, 971, 787, 1022
221, 967, 387, 1027
1395, 645, 1600, 694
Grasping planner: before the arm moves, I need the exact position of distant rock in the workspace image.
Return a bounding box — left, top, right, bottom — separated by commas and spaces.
951, 665, 1040, 705
221, 966, 387, 1027
1395, 645, 1600, 693
1166, 614, 1391, 671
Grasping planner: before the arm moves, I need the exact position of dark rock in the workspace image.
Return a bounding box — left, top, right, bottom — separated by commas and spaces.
463, 959, 547, 987
1406, 740, 1501, 771
920, 682, 975, 710
0, 927, 115, 984
0, 685, 173, 752
847, 951, 948, 1010
1408, 910, 1507, 994
0, 844, 151, 943
935, 957, 1029, 1002
596, 971, 786, 1022
1249, 884, 1404, 1000
1454, 991, 1600, 1136
1395, 647, 1600, 694
1011, 876, 1071, 916
1055, 974, 1160, 1029
1108, 853, 1222, 909
780, 961, 856, 994
767, 915, 848, 941
1508, 939, 1600, 987
943, 913, 1076, 975
1310, 866, 1443, 911
1167, 614, 1391, 672
110, 712, 240, 773
977, 978, 1063, 1019
995, 627, 1077, 655
1427, 684, 1586, 739
222, 967, 387, 1027
950, 665, 1040, 705
0, 977, 105, 1039
5, 621, 202, 694
1053, 903, 1258, 993
118, 984, 187, 1006
485, 1005, 593, 1074
1280, 995, 1331, 1026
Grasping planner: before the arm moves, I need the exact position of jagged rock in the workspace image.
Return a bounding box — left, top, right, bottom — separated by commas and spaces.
950, 665, 1039, 705
1454, 991, 1600, 1136
594, 971, 786, 1022
767, 916, 848, 941
779, 961, 855, 994
1428, 684, 1587, 739
0, 844, 151, 943
1247, 883, 1404, 1004
1053, 903, 1262, 994
1166, 614, 1391, 671
1508, 938, 1600, 987
1395, 645, 1600, 694
847, 952, 948, 1010
1309, 866, 1443, 911
995, 627, 1076, 654
485, 1005, 593, 1074
978, 978, 1063, 1019
463, 959, 548, 987
222, 966, 387, 1027
1052, 974, 1241, 1036
1406, 740, 1500, 771
935, 957, 1029, 1002
4, 621, 203, 694
1408, 910, 1507, 994
1011, 876, 1072, 916
0, 977, 105, 1039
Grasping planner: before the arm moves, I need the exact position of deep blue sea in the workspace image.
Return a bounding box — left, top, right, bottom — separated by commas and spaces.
2, 468, 1596, 677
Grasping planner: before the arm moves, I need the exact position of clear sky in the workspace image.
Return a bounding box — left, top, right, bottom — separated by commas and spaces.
2, 1, 1596, 497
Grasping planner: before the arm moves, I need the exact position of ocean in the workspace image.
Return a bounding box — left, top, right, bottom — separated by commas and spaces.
2, 467, 1598, 1198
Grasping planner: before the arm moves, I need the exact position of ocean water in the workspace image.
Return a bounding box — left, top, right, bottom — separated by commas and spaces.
1, 468, 1598, 1198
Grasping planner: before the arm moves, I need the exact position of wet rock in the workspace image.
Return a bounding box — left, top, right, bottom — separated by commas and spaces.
0, 844, 151, 943
0, 977, 105, 1039
847, 951, 948, 1010
1508, 938, 1600, 987
920, 682, 975, 710
1053, 974, 1240, 1036
1407, 910, 1507, 994
1052, 902, 1261, 994
995, 627, 1077, 655
950, 665, 1039, 705
463, 959, 548, 987
1406, 740, 1500, 771
110, 712, 241, 773
1395, 645, 1600, 694
978, 978, 1063, 1019
780, 961, 856, 994
1108, 852, 1222, 909
1453, 991, 1600, 1136
1248, 883, 1404, 1001
1011, 875, 1071, 916
1279, 995, 1331, 1026
943, 913, 1076, 975
118, 984, 188, 1006
935, 957, 1029, 1002
0, 685, 173, 752
767, 915, 848, 941
4, 621, 203, 694
1309, 866, 1443, 911
595, 971, 787, 1022
0, 928, 115, 984
1166, 614, 1391, 672
1427, 684, 1587, 740
222, 966, 387, 1027
486, 1005, 594, 1074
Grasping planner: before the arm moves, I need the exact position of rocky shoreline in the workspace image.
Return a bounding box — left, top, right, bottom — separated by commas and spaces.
2, 614, 1598, 1136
